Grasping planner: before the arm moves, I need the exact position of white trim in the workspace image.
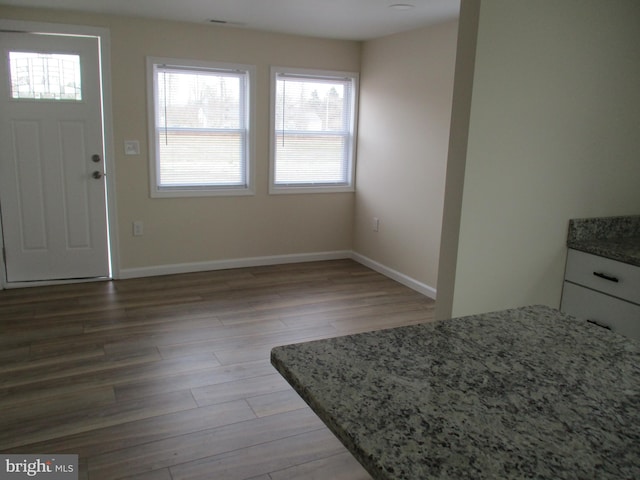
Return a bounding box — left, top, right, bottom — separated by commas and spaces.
0, 19, 105, 36
117, 249, 436, 301
269, 65, 358, 195
119, 250, 352, 279
0, 206, 6, 288
0, 19, 119, 287
1, 277, 109, 290
99, 27, 120, 280
146, 56, 256, 198
350, 252, 437, 300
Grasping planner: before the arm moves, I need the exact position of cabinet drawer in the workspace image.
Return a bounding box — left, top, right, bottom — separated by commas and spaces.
561, 281, 640, 340
564, 249, 640, 305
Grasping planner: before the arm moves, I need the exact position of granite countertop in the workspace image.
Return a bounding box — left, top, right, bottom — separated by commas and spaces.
271, 305, 640, 480
567, 215, 640, 266
568, 236, 640, 267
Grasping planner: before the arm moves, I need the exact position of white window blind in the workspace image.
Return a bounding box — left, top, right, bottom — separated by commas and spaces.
148, 58, 254, 196
271, 68, 358, 193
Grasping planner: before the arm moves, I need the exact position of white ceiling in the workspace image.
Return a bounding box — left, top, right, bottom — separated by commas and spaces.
1, 0, 460, 41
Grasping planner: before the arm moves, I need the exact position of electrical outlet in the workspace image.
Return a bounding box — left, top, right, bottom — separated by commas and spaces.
372, 217, 380, 232
133, 221, 144, 236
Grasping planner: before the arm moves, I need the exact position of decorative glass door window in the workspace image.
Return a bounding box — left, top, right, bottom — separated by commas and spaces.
9, 52, 82, 101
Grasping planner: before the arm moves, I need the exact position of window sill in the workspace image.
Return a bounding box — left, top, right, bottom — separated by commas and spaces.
268, 184, 355, 195
151, 186, 255, 198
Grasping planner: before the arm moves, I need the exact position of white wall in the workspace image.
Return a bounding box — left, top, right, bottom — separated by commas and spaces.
354, 21, 458, 296
437, 0, 640, 319
0, 6, 361, 276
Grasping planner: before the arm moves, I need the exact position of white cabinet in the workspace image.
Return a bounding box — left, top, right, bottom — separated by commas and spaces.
561, 249, 640, 340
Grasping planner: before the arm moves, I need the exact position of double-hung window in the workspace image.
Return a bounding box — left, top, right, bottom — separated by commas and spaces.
270, 67, 358, 194
147, 57, 255, 197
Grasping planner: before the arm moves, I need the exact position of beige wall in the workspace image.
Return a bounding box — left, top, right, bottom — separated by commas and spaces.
0, 6, 360, 274
436, 0, 640, 319
354, 21, 458, 294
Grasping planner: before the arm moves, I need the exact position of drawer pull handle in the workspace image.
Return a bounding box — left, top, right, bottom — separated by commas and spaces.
586, 319, 612, 330
593, 271, 619, 283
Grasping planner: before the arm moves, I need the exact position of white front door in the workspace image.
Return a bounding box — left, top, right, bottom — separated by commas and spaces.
0, 31, 110, 283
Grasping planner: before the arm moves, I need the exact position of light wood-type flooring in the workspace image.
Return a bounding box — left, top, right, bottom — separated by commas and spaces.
0, 259, 435, 479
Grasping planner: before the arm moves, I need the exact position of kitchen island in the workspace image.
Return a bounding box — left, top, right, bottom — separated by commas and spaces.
271, 305, 640, 480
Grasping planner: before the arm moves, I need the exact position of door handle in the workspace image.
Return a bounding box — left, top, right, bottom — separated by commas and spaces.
92, 171, 103, 179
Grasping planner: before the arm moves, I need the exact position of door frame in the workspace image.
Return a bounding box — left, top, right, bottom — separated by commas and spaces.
0, 19, 120, 288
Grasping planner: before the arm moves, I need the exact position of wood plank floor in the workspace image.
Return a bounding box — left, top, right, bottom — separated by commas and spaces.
0, 259, 435, 479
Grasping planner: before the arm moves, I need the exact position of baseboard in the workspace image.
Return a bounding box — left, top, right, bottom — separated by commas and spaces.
118, 250, 436, 300
350, 252, 437, 300
118, 250, 352, 279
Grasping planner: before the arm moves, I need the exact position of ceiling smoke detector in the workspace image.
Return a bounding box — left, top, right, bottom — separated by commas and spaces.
207, 18, 245, 26
388, 4, 416, 10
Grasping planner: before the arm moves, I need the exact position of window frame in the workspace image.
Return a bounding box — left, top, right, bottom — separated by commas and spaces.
146, 56, 255, 198
269, 66, 359, 195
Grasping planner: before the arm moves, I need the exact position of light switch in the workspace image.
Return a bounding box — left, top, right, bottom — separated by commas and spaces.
124, 140, 140, 155
133, 221, 143, 236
